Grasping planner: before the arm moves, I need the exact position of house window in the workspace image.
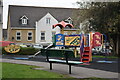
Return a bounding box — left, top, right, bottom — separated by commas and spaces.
41, 31, 45, 41
16, 31, 21, 41
46, 18, 51, 24
27, 31, 33, 41
22, 19, 27, 24
20, 15, 28, 25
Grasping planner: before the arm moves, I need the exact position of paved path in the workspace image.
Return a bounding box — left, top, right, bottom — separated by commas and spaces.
0, 58, 119, 78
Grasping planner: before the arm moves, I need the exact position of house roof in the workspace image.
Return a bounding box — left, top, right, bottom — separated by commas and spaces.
9, 5, 78, 28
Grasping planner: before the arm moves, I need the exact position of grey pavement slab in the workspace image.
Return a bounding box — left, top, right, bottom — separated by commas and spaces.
0, 58, 119, 78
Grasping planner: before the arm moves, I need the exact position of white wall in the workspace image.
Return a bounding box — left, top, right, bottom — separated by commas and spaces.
36, 13, 60, 44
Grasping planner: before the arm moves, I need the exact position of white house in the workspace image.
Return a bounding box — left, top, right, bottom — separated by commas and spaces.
36, 13, 60, 45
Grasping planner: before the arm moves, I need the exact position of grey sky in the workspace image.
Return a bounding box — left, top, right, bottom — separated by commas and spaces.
3, 0, 81, 29
3, 0, 119, 29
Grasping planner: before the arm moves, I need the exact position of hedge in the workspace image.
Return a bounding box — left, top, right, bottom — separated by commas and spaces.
1, 47, 40, 55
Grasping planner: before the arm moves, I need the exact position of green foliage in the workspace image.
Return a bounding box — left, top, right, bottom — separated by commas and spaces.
73, 2, 120, 55
2, 47, 40, 55
74, 2, 120, 34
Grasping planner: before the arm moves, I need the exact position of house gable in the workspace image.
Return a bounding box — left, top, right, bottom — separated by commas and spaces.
37, 12, 58, 26
36, 12, 60, 44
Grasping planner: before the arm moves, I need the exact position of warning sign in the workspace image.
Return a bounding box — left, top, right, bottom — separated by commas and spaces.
65, 35, 81, 47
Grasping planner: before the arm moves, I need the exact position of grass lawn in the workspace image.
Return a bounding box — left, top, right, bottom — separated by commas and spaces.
1, 62, 111, 80
92, 55, 118, 58
2, 62, 70, 78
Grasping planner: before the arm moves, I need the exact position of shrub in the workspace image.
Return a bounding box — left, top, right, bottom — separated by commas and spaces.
2, 47, 40, 55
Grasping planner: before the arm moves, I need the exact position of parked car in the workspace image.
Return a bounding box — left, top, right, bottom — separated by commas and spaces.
92, 46, 102, 55
23, 43, 33, 47
33, 44, 43, 49
20, 45, 27, 47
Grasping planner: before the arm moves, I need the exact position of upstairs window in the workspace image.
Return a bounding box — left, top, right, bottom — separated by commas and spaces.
27, 31, 33, 41
46, 18, 51, 24
20, 15, 28, 25
22, 18, 27, 24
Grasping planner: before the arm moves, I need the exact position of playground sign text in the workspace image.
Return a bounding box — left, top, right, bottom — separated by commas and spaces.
65, 35, 81, 47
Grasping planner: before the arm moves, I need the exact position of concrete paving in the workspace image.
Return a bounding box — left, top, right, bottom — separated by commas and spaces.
0, 58, 119, 79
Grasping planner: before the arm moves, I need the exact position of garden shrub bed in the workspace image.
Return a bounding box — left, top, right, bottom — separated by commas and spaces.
2, 47, 40, 55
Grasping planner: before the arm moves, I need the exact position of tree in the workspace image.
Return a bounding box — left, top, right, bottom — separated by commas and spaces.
73, 2, 120, 56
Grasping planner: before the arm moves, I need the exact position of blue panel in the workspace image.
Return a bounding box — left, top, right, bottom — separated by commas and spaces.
55, 34, 64, 46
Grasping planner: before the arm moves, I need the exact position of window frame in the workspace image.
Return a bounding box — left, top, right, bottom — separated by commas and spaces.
22, 18, 28, 25
20, 15, 28, 25
40, 31, 45, 41
46, 18, 51, 24
27, 31, 33, 41
16, 31, 21, 41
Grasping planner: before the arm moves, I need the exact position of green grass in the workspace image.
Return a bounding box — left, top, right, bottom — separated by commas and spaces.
2, 62, 70, 78
0, 62, 2, 79
92, 55, 118, 58
1, 62, 111, 80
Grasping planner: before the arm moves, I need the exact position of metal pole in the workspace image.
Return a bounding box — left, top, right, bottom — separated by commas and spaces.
69, 64, 71, 74
50, 62, 52, 70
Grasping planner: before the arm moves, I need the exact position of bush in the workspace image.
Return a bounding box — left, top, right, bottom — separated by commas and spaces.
2, 47, 40, 55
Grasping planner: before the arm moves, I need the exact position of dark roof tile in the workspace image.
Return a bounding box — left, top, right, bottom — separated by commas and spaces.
9, 5, 78, 28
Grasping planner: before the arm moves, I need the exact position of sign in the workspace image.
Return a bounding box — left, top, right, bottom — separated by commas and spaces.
4, 44, 20, 53
65, 35, 81, 47
55, 34, 64, 46
93, 32, 102, 47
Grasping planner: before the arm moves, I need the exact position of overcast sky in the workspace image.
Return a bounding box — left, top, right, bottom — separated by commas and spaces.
3, 0, 83, 29
3, 0, 119, 29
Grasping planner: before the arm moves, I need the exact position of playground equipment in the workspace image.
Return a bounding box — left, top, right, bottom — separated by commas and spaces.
6, 20, 112, 63
54, 31, 112, 63
29, 43, 54, 58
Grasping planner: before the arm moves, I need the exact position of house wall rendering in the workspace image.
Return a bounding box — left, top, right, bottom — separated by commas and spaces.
9, 29, 35, 43
36, 13, 60, 44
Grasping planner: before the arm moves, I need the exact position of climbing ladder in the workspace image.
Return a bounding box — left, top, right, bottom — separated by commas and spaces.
81, 47, 91, 63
